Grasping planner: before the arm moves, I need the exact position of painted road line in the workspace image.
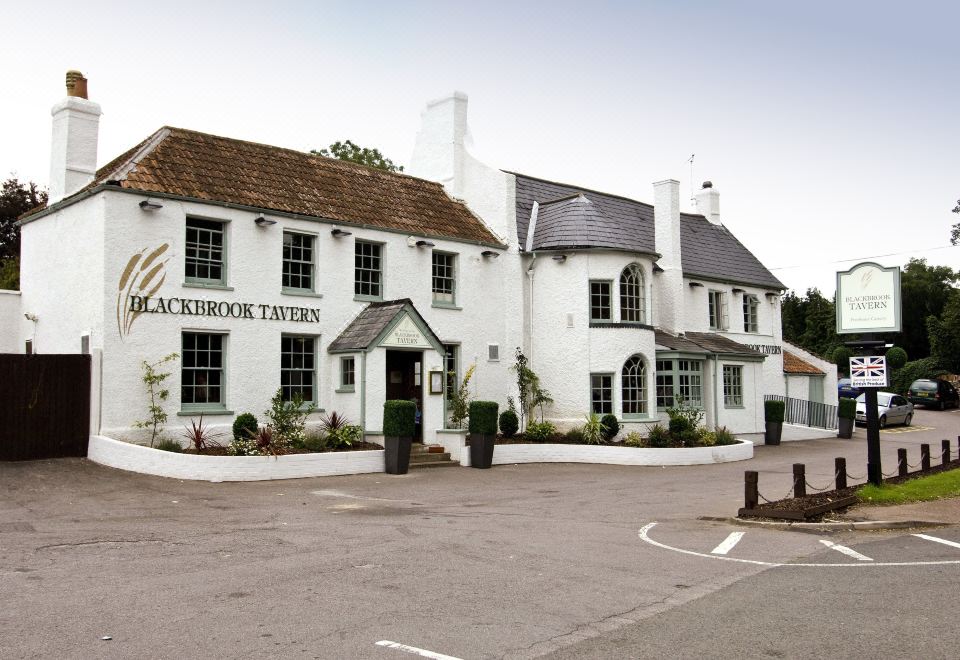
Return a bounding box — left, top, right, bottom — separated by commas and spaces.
913, 533, 960, 550
818, 539, 873, 561
375, 640, 463, 660
711, 532, 745, 555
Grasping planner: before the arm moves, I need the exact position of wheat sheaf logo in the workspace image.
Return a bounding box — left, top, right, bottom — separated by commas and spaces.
116, 244, 169, 341
860, 267, 874, 289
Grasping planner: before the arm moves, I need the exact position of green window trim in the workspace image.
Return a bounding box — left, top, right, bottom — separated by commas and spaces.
338, 355, 356, 393
182, 282, 235, 292
355, 239, 384, 300
619, 263, 646, 324
590, 372, 614, 415
181, 331, 227, 409
621, 355, 648, 417
743, 294, 759, 333
708, 289, 728, 331
655, 358, 704, 410
590, 280, 613, 322
185, 217, 227, 286
281, 334, 318, 405
177, 408, 234, 416
432, 251, 457, 306
282, 230, 316, 293
723, 364, 744, 408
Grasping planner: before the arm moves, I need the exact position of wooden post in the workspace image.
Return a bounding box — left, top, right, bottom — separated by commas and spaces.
835, 457, 847, 490
898, 448, 908, 477
943, 440, 951, 466
793, 463, 806, 498
921, 444, 931, 471
745, 471, 758, 510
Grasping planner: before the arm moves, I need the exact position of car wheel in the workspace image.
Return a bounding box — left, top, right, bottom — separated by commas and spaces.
940, 401, 946, 411
879, 415, 887, 429
904, 413, 912, 427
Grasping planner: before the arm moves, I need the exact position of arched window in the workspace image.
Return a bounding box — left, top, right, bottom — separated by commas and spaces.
620, 264, 646, 323
621, 355, 647, 416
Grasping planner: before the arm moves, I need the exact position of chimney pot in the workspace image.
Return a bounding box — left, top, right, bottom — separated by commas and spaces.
65, 70, 88, 99
702, 180, 713, 189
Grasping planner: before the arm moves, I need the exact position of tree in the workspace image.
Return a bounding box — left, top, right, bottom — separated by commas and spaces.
311, 140, 404, 172
893, 258, 958, 359
927, 293, 960, 374
951, 198, 959, 245
0, 177, 47, 290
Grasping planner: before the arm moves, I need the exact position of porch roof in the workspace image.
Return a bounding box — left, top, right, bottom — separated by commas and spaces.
327, 299, 443, 354
655, 330, 767, 359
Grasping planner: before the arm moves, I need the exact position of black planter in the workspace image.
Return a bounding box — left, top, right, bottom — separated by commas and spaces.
469, 434, 495, 469
384, 436, 412, 474
764, 421, 782, 445
837, 417, 854, 439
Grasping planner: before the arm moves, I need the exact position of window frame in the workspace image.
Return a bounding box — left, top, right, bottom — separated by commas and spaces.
282, 230, 316, 293
184, 217, 227, 287
621, 355, 649, 419
337, 355, 356, 393
619, 263, 646, 324
589, 279, 613, 322
743, 294, 759, 333
354, 239, 384, 301
708, 290, 729, 331
431, 251, 457, 307
590, 373, 614, 415
723, 364, 744, 408
180, 331, 228, 412
280, 334, 318, 406
656, 357, 703, 410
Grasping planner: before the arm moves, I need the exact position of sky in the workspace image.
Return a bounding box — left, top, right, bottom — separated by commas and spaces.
2, 1, 957, 295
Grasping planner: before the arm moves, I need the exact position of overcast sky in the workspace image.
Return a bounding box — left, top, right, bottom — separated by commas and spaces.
3, 1, 957, 294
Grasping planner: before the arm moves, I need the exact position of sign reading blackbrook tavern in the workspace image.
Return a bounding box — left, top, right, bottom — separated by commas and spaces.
129, 295, 321, 323
835, 262, 902, 334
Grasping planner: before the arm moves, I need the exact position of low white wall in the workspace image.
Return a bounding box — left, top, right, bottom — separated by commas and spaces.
0, 290, 22, 353
88, 435, 385, 482
490, 439, 753, 466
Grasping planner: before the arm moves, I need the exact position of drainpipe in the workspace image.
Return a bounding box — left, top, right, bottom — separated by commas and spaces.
526, 253, 538, 365
360, 351, 367, 433
712, 353, 720, 429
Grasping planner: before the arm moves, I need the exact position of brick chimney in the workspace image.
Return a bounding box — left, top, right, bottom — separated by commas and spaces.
48, 70, 102, 204
694, 180, 721, 225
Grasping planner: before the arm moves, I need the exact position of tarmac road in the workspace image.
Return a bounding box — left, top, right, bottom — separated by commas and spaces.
2, 406, 959, 659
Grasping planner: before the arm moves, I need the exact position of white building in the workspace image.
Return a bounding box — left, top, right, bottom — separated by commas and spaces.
7, 73, 820, 445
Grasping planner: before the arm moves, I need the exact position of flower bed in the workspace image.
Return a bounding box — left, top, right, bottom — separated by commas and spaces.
489, 439, 753, 467
88, 435, 384, 482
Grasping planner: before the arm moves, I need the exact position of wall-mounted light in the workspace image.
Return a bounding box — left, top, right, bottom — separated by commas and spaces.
688, 282, 704, 288
254, 215, 277, 227
331, 227, 352, 238
732, 287, 745, 294
415, 240, 435, 248
139, 199, 163, 211
481, 250, 500, 259
24, 313, 39, 322
552, 254, 567, 263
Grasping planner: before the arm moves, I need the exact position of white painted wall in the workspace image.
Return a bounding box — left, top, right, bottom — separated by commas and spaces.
0, 291, 22, 352
784, 340, 838, 406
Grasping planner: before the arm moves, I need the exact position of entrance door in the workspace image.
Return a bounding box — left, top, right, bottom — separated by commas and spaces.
385, 350, 423, 440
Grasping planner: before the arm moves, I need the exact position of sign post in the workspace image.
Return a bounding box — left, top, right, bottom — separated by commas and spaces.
836, 263, 902, 486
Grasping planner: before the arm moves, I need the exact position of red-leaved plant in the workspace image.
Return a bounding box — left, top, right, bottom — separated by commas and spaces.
182, 414, 221, 453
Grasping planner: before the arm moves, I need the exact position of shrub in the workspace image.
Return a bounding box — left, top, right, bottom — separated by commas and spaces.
668, 416, 691, 437
832, 346, 853, 375
699, 430, 717, 447
383, 401, 416, 437
448, 364, 476, 429
132, 353, 178, 447
647, 424, 671, 448
838, 397, 857, 420
890, 357, 946, 394
623, 431, 646, 448
764, 399, 785, 423
328, 425, 363, 449
320, 411, 364, 448
232, 413, 258, 441
581, 412, 605, 444
265, 388, 314, 448
885, 346, 908, 370
230, 426, 283, 456
666, 397, 704, 434
499, 409, 519, 438
713, 426, 737, 446
155, 439, 182, 453
182, 415, 220, 453
600, 414, 621, 441
524, 421, 556, 443
303, 433, 330, 452
564, 427, 585, 444
469, 401, 499, 435
679, 428, 700, 447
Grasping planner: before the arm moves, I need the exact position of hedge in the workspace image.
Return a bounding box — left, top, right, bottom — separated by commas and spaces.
469, 401, 499, 435
838, 397, 857, 420
764, 399, 785, 423
383, 400, 416, 437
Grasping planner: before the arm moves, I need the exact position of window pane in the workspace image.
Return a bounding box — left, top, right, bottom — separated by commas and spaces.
281, 335, 316, 403
355, 241, 382, 297
185, 218, 225, 284
591, 374, 613, 414
619, 264, 645, 323
283, 232, 314, 291
590, 281, 611, 321
432, 252, 456, 303
621, 356, 647, 415
182, 332, 225, 406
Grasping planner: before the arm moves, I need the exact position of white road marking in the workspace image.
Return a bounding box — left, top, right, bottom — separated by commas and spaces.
638, 522, 960, 568
375, 640, 463, 660
913, 533, 960, 550
711, 532, 745, 555
818, 539, 873, 561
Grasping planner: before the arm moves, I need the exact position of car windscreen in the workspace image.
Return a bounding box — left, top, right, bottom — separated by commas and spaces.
913, 381, 938, 391
856, 393, 892, 405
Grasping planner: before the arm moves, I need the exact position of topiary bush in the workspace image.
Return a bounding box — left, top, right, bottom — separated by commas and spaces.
499, 409, 519, 438
764, 399, 785, 423
885, 346, 908, 371
600, 414, 620, 441
383, 400, 416, 437
233, 413, 258, 441
838, 397, 857, 420
668, 415, 692, 437
468, 401, 499, 435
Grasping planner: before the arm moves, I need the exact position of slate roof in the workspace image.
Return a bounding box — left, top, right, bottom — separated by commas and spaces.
655, 330, 766, 358
510, 172, 784, 290
783, 351, 826, 375
327, 299, 441, 353
26, 127, 504, 246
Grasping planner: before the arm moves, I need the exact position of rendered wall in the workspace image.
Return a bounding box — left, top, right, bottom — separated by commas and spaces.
0, 291, 22, 352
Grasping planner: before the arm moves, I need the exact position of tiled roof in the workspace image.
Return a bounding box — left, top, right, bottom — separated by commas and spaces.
511, 172, 784, 289
327, 299, 441, 353
656, 330, 767, 358
783, 351, 825, 375
30, 127, 504, 246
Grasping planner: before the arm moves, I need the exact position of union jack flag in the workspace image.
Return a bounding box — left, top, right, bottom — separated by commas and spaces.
850, 356, 886, 378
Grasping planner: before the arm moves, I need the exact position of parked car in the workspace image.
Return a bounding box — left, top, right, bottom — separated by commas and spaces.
838, 378, 861, 400
855, 392, 913, 428
907, 379, 960, 410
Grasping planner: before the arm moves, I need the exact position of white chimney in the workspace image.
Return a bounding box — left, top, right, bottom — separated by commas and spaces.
653, 179, 684, 334
694, 180, 720, 225
408, 91, 469, 196
48, 70, 101, 204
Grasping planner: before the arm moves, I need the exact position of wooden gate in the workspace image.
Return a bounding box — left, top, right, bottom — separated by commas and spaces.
0, 354, 91, 461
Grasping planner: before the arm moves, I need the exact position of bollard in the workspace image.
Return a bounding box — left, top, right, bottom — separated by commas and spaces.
745, 471, 758, 510
793, 463, 806, 498
921, 444, 931, 471
898, 448, 908, 477
943, 440, 951, 466
835, 457, 847, 490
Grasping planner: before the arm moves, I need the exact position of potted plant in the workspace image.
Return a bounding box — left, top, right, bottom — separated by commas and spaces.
383, 400, 415, 474
764, 399, 785, 445
469, 400, 499, 469
837, 397, 856, 439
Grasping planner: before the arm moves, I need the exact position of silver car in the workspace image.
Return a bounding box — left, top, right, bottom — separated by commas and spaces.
855, 392, 914, 428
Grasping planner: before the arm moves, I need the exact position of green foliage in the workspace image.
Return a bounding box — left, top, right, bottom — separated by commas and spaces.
668, 416, 691, 437
666, 397, 704, 432
781, 288, 841, 358
155, 439, 182, 453
952, 198, 960, 245
304, 433, 331, 452
182, 414, 220, 453
859, 468, 960, 505
679, 428, 700, 447
498, 409, 519, 438
265, 388, 315, 448
448, 363, 475, 429
646, 424, 671, 448
764, 399, 785, 423
383, 401, 416, 437
564, 427, 585, 443
0, 256, 18, 290
928, 293, 960, 374
623, 431, 646, 447
132, 353, 178, 447
713, 426, 737, 446
832, 346, 853, 375
232, 413, 258, 441
230, 425, 281, 456
885, 346, 908, 370
512, 348, 553, 428
890, 357, 946, 394
1, 177, 47, 282
600, 414, 620, 441
321, 411, 363, 448
896, 258, 958, 360
581, 412, 605, 445
838, 397, 857, 420
468, 401, 499, 435
523, 421, 556, 443
311, 140, 404, 172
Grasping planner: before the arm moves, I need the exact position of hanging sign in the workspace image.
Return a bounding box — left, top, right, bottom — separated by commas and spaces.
836, 262, 901, 334
850, 356, 888, 388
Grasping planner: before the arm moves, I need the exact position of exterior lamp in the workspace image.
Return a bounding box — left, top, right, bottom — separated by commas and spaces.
552, 254, 567, 263
331, 227, 352, 238
480, 250, 499, 259
138, 199, 163, 211
415, 240, 435, 248
732, 287, 745, 294
688, 282, 704, 288
254, 215, 277, 227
